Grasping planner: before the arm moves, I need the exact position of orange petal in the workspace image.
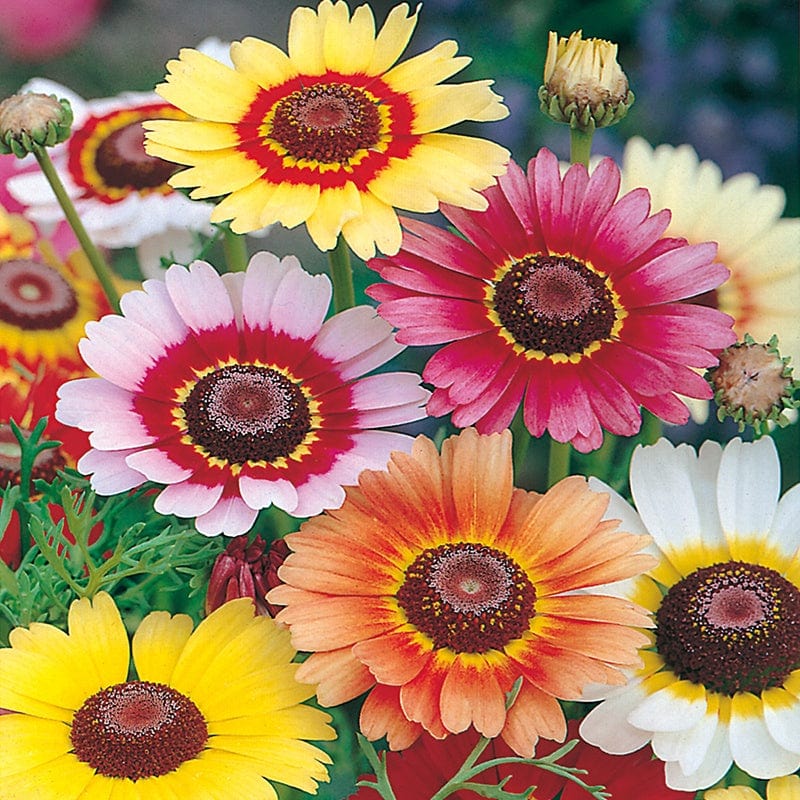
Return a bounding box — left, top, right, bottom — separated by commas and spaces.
535, 594, 653, 627
360, 683, 423, 750
501, 680, 567, 757
352, 627, 433, 685
439, 653, 507, 738
399, 650, 452, 737
295, 648, 375, 707
533, 616, 650, 666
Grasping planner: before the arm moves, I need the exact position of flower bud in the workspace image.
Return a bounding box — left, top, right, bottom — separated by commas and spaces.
0, 92, 73, 157
205, 534, 290, 617
706, 334, 799, 433
539, 30, 634, 131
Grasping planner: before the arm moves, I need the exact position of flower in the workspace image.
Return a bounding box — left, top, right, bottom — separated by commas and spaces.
350, 720, 687, 799
619, 136, 800, 368
268, 427, 655, 755
705, 775, 800, 800
580, 436, 800, 790
143, 0, 510, 260
0, 592, 335, 797
539, 30, 633, 131
0, 210, 120, 374
6, 78, 215, 253
205, 534, 290, 616
55, 252, 429, 536
367, 148, 736, 452
0, 91, 73, 157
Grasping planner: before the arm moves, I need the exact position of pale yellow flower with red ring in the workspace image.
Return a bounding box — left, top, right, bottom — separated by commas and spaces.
144, 0, 510, 260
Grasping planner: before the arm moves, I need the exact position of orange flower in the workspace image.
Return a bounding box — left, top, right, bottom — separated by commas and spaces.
269, 428, 655, 755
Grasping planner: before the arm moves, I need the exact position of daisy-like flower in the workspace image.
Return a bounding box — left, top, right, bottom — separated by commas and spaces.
55, 252, 429, 536
0, 592, 335, 798
350, 720, 686, 799
367, 149, 736, 452
143, 0, 510, 260
6, 78, 214, 254
0, 205, 119, 374
268, 427, 655, 755
705, 775, 800, 800
580, 436, 800, 790
620, 136, 800, 367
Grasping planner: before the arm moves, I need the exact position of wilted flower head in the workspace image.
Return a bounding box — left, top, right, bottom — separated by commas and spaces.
0, 92, 72, 157
540, 30, 633, 131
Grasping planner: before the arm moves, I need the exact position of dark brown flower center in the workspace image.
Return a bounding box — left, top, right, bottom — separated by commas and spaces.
269, 82, 382, 163
95, 121, 178, 190
493, 255, 617, 356
183, 364, 311, 464
0, 259, 78, 330
0, 423, 66, 489
397, 542, 536, 653
656, 560, 800, 695
70, 681, 208, 779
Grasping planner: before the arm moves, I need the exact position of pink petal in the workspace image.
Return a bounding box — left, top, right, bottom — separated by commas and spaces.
292, 473, 348, 518
472, 371, 527, 433
529, 147, 564, 252
546, 367, 599, 445
124, 448, 193, 484
450, 354, 522, 430
572, 157, 622, 256
378, 296, 491, 345
268, 262, 332, 341
238, 475, 299, 512
546, 161, 590, 256
370, 255, 486, 300
119, 279, 189, 348
339, 373, 429, 427
195, 495, 258, 537
423, 333, 509, 399
241, 251, 292, 330
78, 448, 146, 494
164, 261, 237, 336
154, 480, 225, 518
523, 366, 552, 437
582, 363, 642, 436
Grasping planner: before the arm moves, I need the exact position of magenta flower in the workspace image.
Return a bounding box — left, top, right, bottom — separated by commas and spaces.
367, 148, 737, 452
56, 253, 429, 535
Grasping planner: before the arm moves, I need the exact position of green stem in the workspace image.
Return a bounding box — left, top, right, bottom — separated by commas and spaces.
430, 734, 493, 800
510, 408, 531, 479
328, 235, 356, 312
32, 143, 120, 313
569, 125, 595, 167
547, 438, 572, 487
222, 227, 249, 272
639, 409, 663, 445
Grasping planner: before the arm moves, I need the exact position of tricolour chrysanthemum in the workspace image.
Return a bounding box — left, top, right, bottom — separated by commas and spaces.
6, 78, 215, 254
0, 204, 119, 374
55, 252, 429, 536
0, 592, 335, 799
367, 148, 736, 453
268, 427, 655, 755
620, 136, 800, 367
143, 0, 510, 260
580, 436, 800, 790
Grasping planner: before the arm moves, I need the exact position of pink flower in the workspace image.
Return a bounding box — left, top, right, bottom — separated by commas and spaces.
368, 148, 736, 452
55, 252, 429, 536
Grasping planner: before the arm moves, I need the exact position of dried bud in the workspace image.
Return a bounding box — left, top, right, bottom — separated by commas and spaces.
539, 30, 634, 132
706, 334, 799, 433
205, 534, 290, 617
0, 92, 73, 157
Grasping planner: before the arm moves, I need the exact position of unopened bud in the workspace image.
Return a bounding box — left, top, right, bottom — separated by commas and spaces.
0, 92, 73, 157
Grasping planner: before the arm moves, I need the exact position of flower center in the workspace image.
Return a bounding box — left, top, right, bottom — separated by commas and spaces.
94, 121, 178, 190
493, 255, 617, 356
0, 259, 78, 330
397, 542, 536, 653
656, 560, 800, 694
269, 82, 382, 163
70, 681, 208, 779
183, 364, 311, 464
0, 423, 66, 489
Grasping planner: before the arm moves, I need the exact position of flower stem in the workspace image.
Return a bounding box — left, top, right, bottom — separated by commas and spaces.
511, 408, 531, 478
569, 125, 595, 167
222, 227, 249, 272
31, 143, 120, 313
329, 235, 356, 312
639, 409, 663, 445
547, 438, 571, 487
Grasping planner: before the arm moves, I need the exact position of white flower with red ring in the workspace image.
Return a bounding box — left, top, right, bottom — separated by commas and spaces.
55, 252, 430, 536
367, 147, 737, 452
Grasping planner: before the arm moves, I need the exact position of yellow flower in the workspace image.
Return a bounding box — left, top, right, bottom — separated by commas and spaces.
0, 593, 335, 799
705, 775, 800, 800
144, 0, 510, 260
619, 136, 800, 367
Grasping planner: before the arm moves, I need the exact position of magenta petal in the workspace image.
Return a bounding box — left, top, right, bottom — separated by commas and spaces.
472, 370, 527, 434
450, 353, 521, 430
427, 387, 456, 417
572, 157, 621, 256
529, 148, 564, 252
379, 296, 491, 345
423, 333, 509, 398
522, 366, 552, 438
583, 363, 642, 436
546, 162, 590, 256
546, 368, 597, 445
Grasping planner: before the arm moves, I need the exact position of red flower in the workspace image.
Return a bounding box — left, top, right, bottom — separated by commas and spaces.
350, 720, 685, 799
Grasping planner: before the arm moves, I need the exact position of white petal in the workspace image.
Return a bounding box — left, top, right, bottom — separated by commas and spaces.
124, 449, 193, 484
194, 496, 257, 537
579, 683, 654, 755
729, 692, 800, 778
651, 695, 719, 775
762, 686, 800, 754
771, 483, 800, 563
238, 475, 299, 513
154, 481, 224, 518
627, 679, 708, 732
78, 448, 146, 494
665, 719, 733, 791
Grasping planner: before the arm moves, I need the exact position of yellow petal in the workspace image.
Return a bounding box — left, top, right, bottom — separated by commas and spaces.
383, 40, 470, 94
1, 752, 95, 800
322, 2, 376, 74
367, 157, 441, 214
167, 151, 265, 198
156, 48, 259, 123
230, 37, 297, 89
0, 714, 72, 779
768, 776, 800, 800
367, 3, 419, 75
410, 80, 509, 133
212, 180, 281, 232
143, 119, 240, 152
287, 4, 327, 76
207, 704, 334, 740
174, 749, 281, 800
342, 190, 402, 259
131, 610, 194, 684
257, 181, 321, 229
305, 183, 363, 252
